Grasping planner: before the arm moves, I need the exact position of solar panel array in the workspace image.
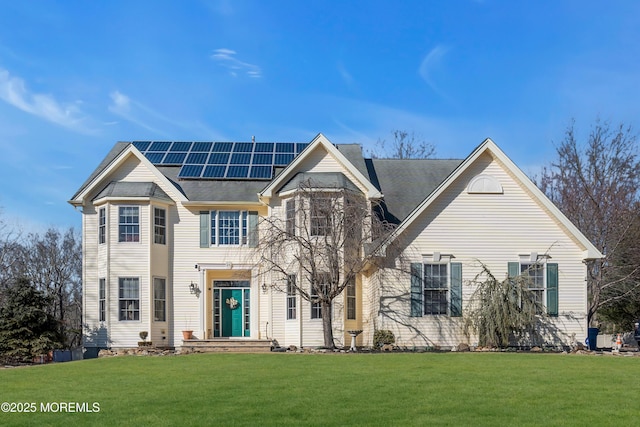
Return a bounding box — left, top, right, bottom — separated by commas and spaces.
131, 141, 308, 180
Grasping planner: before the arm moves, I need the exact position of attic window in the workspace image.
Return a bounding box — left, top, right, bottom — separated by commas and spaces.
467, 174, 503, 194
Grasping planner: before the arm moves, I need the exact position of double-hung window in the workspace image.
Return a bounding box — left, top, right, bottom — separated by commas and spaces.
310, 196, 333, 236
508, 257, 558, 316
118, 277, 139, 321
99, 278, 106, 322
410, 257, 462, 317
346, 277, 356, 320
119, 206, 139, 242
285, 199, 296, 236
153, 278, 166, 321
311, 273, 329, 319
154, 208, 166, 245
98, 208, 106, 244
286, 274, 297, 320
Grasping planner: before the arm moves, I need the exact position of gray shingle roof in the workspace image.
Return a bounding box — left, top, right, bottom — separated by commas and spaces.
367, 158, 463, 222
71, 140, 463, 223
93, 181, 173, 203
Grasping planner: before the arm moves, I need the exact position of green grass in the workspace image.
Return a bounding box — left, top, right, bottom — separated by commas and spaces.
0, 352, 638, 426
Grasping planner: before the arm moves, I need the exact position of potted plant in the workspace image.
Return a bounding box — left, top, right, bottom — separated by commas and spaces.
182, 317, 193, 340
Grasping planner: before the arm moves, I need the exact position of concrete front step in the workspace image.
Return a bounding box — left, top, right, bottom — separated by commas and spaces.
182, 339, 273, 353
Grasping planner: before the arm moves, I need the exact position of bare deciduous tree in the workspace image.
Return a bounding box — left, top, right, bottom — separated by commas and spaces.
256, 179, 395, 348
537, 119, 640, 328
371, 130, 436, 159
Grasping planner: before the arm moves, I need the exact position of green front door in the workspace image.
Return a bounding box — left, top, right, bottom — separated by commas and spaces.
221, 289, 244, 337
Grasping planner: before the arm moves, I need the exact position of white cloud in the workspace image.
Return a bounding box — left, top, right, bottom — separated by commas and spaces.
0, 67, 93, 133
108, 90, 164, 135
211, 48, 262, 78
418, 45, 453, 102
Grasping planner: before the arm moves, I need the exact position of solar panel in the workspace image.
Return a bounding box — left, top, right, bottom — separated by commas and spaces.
178, 164, 204, 178
203, 165, 226, 178
230, 153, 251, 164
132, 141, 151, 151
148, 141, 172, 151
170, 141, 192, 152
208, 152, 230, 164
185, 153, 209, 164
213, 142, 233, 151
162, 152, 187, 164
145, 152, 165, 163
192, 142, 213, 152
135, 140, 305, 180
227, 165, 249, 178
233, 142, 253, 153
250, 166, 273, 178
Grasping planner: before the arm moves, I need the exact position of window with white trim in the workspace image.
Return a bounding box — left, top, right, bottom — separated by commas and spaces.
285, 199, 296, 236
118, 277, 140, 321
154, 208, 166, 245
410, 257, 462, 318
423, 264, 448, 315
346, 277, 356, 320
210, 211, 248, 245
311, 273, 329, 319
310, 196, 333, 236
153, 278, 166, 322
520, 262, 544, 309
286, 274, 296, 320
119, 206, 139, 242
98, 208, 106, 244
99, 278, 106, 322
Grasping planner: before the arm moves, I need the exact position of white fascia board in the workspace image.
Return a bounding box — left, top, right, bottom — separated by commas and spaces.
387, 138, 603, 260
258, 133, 382, 202
72, 145, 188, 205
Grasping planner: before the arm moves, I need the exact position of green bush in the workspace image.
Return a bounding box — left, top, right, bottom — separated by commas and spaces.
373, 329, 395, 347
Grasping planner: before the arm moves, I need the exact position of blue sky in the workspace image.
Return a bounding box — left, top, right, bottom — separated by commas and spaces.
1, 1, 639, 232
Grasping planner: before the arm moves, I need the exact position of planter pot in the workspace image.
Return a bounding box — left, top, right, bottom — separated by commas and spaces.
182, 330, 193, 340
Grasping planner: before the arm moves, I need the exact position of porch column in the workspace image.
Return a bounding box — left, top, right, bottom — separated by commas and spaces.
199, 267, 206, 339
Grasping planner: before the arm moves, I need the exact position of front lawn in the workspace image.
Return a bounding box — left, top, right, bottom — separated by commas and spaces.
0, 352, 638, 426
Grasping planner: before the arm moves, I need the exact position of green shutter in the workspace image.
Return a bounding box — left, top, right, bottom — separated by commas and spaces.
450, 262, 462, 317
410, 263, 423, 317
546, 263, 558, 316
248, 211, 258, 247
200, 211, 210, 248
508, 262, 519, 278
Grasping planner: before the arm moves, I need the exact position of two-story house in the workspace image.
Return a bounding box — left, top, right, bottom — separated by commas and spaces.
69, 134, 601, 353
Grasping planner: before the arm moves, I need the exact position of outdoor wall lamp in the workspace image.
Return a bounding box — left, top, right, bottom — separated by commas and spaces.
262, 283, 268, 293
189, 282, 201, 297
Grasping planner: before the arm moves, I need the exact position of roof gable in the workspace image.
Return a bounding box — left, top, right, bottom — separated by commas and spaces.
384, 138, 603, 260
259, 133, 382, 201
69, 144, 187, 206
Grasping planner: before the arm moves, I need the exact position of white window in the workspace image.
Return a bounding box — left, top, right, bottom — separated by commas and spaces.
286, 274, 296, 320
153, 278, 166, 322
310, 196, 332, 236
119, 206, 139, 242
118, 277, 140, 321
520, 262, 544, 308
98, 208, 106, 244
346, 277, 356, 320
423, 264, 448, 315
99, 278, 106, 322
285, 199, 296, 236
210, 211, 248, 245
311, 273, 329, 319
154, 208, 166, 245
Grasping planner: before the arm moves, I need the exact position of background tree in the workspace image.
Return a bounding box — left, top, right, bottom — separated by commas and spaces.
256, 179, 396, 349
20, 228, 83, 348
371, 129, 436, 159
0, 277, 63, 364
537, 119, 640, 329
